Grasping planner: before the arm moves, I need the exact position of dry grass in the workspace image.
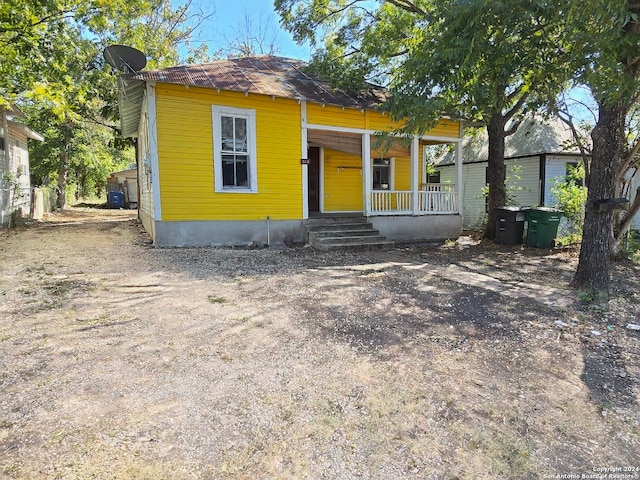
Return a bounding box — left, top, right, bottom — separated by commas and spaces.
0, 207, 638, 479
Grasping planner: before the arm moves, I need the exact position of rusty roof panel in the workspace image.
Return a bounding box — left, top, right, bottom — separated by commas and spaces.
126, 56, 386, 109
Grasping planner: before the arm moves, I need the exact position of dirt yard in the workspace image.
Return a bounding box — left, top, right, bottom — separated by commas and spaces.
0, 206, 639, 479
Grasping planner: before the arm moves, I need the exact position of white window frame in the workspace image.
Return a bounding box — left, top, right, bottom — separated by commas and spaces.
371, 157, 395, 191
212, 105, 257, 193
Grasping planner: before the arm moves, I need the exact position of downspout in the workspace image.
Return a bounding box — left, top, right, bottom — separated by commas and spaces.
135, 138, 141, 220
147, 82, 162, 223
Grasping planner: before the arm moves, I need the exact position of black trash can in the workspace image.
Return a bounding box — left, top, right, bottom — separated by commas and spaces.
495, 206, 527, 245
525, 207, 562, 248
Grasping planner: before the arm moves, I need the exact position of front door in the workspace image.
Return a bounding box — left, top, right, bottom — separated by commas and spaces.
308, 146, 320, 212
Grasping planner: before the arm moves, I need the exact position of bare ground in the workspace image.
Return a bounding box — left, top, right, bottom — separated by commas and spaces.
0, 206, 638, 479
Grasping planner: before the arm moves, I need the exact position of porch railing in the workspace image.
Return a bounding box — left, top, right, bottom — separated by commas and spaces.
370, 184, 457, 215
370, 190, 412, 214
419, 183, 457, 214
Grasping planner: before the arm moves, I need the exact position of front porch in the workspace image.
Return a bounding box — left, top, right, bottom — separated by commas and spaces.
370, 184, 457, 215
303, 123, 463, 219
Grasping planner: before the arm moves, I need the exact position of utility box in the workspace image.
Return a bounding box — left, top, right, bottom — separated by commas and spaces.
525, 207, 562, 248
108, 191, 124, 209
495, 206, 527, 245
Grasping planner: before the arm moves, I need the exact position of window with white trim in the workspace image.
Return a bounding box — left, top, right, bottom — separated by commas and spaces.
212, 106, 257, 192
372, 157, 393, 190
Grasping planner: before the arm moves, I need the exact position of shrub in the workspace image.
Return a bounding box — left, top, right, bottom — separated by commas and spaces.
550, 164, 587, 246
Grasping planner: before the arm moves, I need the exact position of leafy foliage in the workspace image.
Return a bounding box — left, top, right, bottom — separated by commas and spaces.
550, 164, 588, 246
1, 0, 211, 208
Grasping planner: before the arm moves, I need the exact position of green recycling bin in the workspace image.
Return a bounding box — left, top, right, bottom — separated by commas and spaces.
525, 207, 562, 248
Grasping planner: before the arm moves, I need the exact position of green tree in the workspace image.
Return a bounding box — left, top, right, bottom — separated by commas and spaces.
276, 0, 569, 239
562, 1, 640, 297
1, 0, 212, 209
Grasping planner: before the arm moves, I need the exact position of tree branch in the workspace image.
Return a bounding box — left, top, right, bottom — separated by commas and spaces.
384, 0, 427, 16
316, 0, 365, 25
503, 90, 530, 122
612, 184, 640, 254
616, 137, 640, 187
557, 109, 591, 181
504, 117, 522, 136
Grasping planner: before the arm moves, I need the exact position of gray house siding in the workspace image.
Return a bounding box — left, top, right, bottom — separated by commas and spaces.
437, 154, 583, 230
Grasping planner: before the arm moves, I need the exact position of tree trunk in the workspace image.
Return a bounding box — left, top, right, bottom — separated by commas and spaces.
483, 113, 508, 240
571, 99, 627, 298
57, 151, 68, 209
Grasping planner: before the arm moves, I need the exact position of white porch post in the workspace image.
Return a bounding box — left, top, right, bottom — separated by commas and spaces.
301, 100, 309, 219
411, 136, 420, 215
362, 133, 371, 216
456, 137, 463, 215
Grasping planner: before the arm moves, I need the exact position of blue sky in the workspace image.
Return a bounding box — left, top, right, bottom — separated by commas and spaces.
185, 0, 311, 60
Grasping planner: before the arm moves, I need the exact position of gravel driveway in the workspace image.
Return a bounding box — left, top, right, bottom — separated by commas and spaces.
1, 207, 638, 479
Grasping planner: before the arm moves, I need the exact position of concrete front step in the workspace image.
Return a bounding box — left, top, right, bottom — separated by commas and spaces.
313, 234, 389, 245
305, 221, 372, 232
304, 216, 394, 251
310, 228, 381, 238
313, 239, 395, 252
304, 215, 368, 225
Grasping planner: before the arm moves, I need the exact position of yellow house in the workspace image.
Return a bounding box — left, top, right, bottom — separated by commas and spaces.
118, 56, 464, 247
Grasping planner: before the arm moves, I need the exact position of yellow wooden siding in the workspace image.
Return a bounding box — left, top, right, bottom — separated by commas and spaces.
323, 148, 363, 211
427, 120, 460, 138
366, 110, 405, 131
307, 103, 366, 129
307, 102, 460, 138
155, 84, 302, 221
394, 156, 411, 191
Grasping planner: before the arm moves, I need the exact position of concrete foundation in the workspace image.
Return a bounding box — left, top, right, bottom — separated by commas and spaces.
152, 219, 304, 247
370, 215, 462, 242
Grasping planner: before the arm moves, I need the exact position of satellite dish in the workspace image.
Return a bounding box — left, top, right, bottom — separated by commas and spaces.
103, 45, 147, 73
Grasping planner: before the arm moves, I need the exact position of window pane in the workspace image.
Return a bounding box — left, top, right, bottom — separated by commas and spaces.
373, 164, 390, 190
222, 155, 235, 186
234, 117, 247, 152
236, 156, 248, 186
221, 116, 234, 151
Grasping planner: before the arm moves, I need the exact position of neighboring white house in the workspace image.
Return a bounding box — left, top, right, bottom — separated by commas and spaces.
107, 167, 138, 208
435, 117, 590, 230
0, 106, 44, 227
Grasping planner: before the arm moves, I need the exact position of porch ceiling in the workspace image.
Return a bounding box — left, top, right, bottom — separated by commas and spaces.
307, 129, 411, 158
308, 130, 362, 156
